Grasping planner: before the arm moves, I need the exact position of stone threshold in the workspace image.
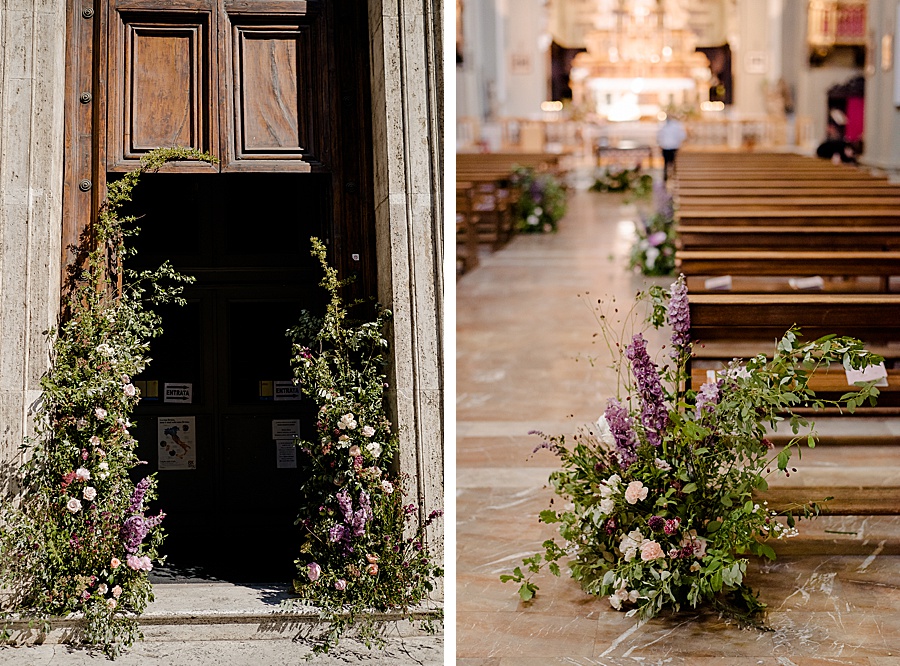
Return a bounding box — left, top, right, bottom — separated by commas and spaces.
4, 582, 443, 644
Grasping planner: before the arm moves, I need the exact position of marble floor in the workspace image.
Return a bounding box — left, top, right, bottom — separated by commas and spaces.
456, 188, 900, 665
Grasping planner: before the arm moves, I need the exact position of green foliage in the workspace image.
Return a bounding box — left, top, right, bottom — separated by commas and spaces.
0, 147, 215, 658
285, 238, 443, 656
504, 275, 881, 626
510, 167, 568, 233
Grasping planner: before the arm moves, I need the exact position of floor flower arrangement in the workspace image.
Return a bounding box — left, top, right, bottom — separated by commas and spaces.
510, 166, 567, 233
628, 182, 676, 276
285, 238, 443, 655
504, 276, 882, 624
591, 165, 653, 199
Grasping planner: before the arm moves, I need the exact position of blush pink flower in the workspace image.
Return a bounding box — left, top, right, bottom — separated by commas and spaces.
66, 498, 82, 513
126, 555, 142, 570
75, 467, 91, 482
334, 579, 347, 591
89, 435, 101, 446
107, 598, 117, 610
624, 480, 648, 505
307, 562, 322, 582
83, 486, 97, 501
366, 563, 379, 576
349, 445, 362, 457
123, 383, 136, 397
361, 425, 375, 438
640, 540, 665, 561
95, 407, 108, 420
110, 557, 121, 569
112, 585, 123, 598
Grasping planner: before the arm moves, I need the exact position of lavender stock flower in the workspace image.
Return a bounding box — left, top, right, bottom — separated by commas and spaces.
695, 380, 721, 413
667, 275, 690, 351
625, 334, 669, 447
604, 398, 638, 467
336, 489, 353, 523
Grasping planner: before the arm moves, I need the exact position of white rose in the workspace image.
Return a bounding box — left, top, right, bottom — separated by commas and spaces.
75, 467, 91, 482
599, 497, 615, 515
66, 498, 82, 513
83, 487, 97, 501
366, 441, 382, 458
361, 425, 375, 438
123, 383, 136, 397
595, 415, 615, 447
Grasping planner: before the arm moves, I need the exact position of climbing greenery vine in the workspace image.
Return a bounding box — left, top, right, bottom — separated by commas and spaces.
285, 238, 443, 655
0, 147, 215, 658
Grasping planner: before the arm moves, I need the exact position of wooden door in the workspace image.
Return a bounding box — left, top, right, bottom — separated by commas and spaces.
63, 0, 375, 580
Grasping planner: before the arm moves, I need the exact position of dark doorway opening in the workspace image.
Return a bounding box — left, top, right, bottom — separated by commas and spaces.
121, 172, 328, 583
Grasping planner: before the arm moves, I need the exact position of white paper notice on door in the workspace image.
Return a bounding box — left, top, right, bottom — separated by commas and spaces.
276, 440, 298, 468
272, 419, 301, 440
158, 416, 197, 470
845, 362, 889, 387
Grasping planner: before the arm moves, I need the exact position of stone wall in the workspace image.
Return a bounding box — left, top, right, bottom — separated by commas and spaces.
368, 0, 445, 595
0, 0, 67, 493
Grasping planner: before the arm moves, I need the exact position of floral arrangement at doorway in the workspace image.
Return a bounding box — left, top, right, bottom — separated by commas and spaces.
591, 165, 653, 199
0, 147, 215, 658
503, 276, 881, 625
510, 166, 567, 233
628, 182, 677, 276
286, 238, 443, 655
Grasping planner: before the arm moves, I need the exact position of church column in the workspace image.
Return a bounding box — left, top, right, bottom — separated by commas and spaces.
861, 0, 900, 173
0, 0, 66, 493
730, 0, 770, 116
368, 0, 444, 592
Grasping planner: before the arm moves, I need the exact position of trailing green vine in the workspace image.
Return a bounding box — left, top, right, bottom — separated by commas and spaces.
0, 147, 215, 658
285, 237, 443, 656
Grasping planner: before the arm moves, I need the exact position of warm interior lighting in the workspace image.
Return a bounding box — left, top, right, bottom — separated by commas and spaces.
541, 100, 564, 112
700, 101, 725, 111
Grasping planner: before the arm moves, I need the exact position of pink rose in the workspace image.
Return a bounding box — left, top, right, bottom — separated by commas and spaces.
112, 585, 123, 598
110, 557, 121, 569
139, 556, 153, 572
366, 563, 379, 576
349, 445, 362, 457
640, 540, 665, 561
123, 383, 136, 397
107, 598, 118, 610
83, 486, 97, 501
334, 579, 347, 591
365, 553, 379, 564
361, 425, 375, 438
126, 555, 142, 570
95, 407, 108, 420
307, 562, 321, 582
624, 481, 648, 505
66, 498, 82, 513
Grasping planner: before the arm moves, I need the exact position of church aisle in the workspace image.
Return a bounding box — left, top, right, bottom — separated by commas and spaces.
456, 189, 900, 664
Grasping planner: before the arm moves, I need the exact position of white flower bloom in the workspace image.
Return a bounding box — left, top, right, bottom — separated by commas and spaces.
95, 407, 108, 420
599, 497, 615, 515
533, 207, 543, 216
645, 247, 660, 267
366, 441, 383, 458
606, 474, 621, 488
338, 413, 357, 430
75, 467, 91, 482
654, 458, 671, 471
123, 383, 136, 397
66, 498, 82, 513
83, 486, 97, 501
619, 529, 644, 562
97, 462, 110, 479
89, 436, 101, 446
97, 583, 108, 595
361, 425, 376, 438
595, 415, 615, 447
381, 479, 394, 494
96, 344, 113, 356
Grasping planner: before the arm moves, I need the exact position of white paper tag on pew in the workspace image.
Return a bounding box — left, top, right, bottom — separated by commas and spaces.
704, 275, 732, 291
845, 362, 889, 387
789, 276, 825, 290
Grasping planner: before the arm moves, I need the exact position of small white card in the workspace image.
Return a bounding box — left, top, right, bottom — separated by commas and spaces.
274, 380, 301, 401
846, 362, 889, 387
789, 276, 825, 290
163, 383, 192, 403
272, 419, 301, 439
276, 440, 297, 468
704, 275, 732, 291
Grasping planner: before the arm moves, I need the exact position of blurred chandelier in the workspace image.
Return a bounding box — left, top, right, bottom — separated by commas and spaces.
569, 0, 711, 121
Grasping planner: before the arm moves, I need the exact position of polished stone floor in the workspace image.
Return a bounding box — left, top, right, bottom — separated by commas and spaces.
456, 188, 900, 665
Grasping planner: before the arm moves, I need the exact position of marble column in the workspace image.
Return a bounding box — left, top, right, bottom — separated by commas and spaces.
368, 0, 444, 594
861, 0, 900, 173
0, 0, 66, 494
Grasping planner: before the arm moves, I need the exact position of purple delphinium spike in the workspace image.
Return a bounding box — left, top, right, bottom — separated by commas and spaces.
604, 398, 638, 467
653, 181, 674, 220
667, 275, 690, 352
129, 477, 151, 514
336, 489, 353, 523
695, 380, 721, 413
625, 334, 669, 447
